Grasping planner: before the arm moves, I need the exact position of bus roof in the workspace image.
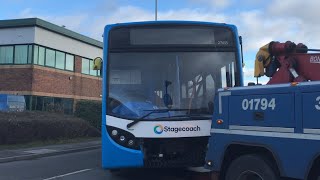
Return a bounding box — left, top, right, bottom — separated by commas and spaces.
103, 20, 238, 33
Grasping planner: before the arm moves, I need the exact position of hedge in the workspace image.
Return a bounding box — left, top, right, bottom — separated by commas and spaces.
0, 111, 100, 145
74, 100, 102, 130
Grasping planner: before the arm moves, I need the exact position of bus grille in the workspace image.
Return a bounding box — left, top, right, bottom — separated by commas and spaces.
142, 137, 208, 168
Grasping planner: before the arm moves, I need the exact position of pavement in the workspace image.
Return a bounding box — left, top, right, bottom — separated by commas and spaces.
0, 139, 101, 163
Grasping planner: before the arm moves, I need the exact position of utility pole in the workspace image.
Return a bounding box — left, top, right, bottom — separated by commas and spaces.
155, 0, 158, 21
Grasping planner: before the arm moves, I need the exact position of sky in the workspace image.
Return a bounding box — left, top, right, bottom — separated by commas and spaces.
1, 0, 320, 85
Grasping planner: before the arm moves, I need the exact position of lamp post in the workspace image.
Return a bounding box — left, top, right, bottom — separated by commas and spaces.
155, 0, 158, 21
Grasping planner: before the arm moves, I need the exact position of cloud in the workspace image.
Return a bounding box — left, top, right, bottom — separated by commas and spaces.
19, 8, 32, 17
14, 1, 320, 84
89, 7, 227, 40
160, 8, 226, 22
105, 6, 153, 24
84, 6, 153, 40
94, 4, 315, 52
17, 8, 88, 32
92, 0, 119, 15
189, 0, 232, 9
16, 1, 320, 52
67, 0, 320, 89
268, 0, 320, 22
102, 6, 227, 24
243, 67, 254, 78
49, 15, 89, 32
243, 66, 270, 86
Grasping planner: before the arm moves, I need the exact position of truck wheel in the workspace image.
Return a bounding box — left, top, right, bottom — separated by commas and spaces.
225, 154, 279, 180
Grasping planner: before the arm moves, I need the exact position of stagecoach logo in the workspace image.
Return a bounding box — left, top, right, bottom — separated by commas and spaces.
153, 124, 201, 134
154, 125, 164, 134
310, 56, 320, 63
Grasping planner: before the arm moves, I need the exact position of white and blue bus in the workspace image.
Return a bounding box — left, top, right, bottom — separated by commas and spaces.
101, 21, 244, 169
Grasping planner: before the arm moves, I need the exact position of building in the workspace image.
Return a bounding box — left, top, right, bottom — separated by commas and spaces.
0, 18, 103, 114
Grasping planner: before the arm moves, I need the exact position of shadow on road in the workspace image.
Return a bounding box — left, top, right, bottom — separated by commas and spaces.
110, 168, 211, 180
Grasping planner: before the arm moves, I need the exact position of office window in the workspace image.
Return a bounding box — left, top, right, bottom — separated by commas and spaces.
0, 46, 14, 64
90, 60, 98, 76
38, 46, 45, 65
44, 97, 54, 111
31, 96, 37, 110
63, 98, 74, 114
45, 49, 55, 67
56, 51, 65, 70
36, 96, 44, 111
33, 45, 39, 64
91, 70, 98, 76
28, 45, 32, 64
24, 95, 31, 111
65, 54, 74, 71
82, 58, 90, 74
14, 45, 28, 64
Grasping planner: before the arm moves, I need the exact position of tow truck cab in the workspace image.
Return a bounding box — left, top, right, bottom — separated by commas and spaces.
206, 82, 320, 180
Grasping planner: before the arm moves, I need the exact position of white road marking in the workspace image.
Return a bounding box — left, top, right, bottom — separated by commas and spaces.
42, 168, 92, 180
24, 149, 58, 154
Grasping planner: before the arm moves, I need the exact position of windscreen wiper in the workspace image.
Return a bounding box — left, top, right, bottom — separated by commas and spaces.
126, 108, 190, 129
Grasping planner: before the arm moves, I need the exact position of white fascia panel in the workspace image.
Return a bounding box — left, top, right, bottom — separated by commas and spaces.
34, 27, 102, 58
0, 27, 35, 45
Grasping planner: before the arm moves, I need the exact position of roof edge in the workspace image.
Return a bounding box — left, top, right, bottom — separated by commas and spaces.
0, 18, 103, 48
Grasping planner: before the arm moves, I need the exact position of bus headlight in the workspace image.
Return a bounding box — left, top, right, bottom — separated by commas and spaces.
111, 130, 118, 136
128, 140, 134, 146
119, 135, 126, 142
106, 126, 140, 150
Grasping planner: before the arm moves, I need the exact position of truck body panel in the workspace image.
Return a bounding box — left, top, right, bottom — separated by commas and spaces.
206, 81, 320, 179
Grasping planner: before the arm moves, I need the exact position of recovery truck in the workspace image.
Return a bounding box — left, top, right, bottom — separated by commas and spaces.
204, 41, 320, 180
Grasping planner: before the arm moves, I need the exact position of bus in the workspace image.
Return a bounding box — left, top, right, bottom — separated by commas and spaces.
101, 21, 244, 169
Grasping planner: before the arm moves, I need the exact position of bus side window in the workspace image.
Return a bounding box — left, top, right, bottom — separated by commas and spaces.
221, 66, 227, 88
206, 75, 215, 114
221, 63, 235, 88
181, 84, 186, 98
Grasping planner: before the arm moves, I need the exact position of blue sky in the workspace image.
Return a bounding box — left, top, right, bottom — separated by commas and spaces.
1, 0, 320, 85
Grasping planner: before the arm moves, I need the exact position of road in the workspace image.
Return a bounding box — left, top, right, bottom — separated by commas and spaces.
0, 148, 209, 180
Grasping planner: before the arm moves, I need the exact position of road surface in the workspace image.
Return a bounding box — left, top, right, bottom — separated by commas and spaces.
0, 148, 206, 180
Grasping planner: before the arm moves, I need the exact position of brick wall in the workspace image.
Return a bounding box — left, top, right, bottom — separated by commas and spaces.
0, 65, 102, 100
0, 67, 33, 92
32, 66, 102, 99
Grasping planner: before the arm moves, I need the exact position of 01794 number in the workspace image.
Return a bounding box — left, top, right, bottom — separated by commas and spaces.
242, 98, 276, 111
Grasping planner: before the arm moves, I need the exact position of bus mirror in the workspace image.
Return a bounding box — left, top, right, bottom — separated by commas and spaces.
93, 57, 102, 70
